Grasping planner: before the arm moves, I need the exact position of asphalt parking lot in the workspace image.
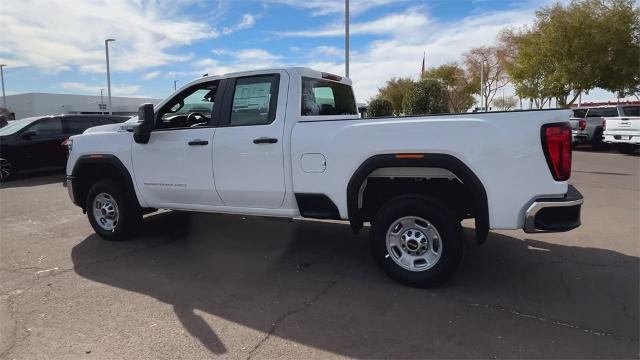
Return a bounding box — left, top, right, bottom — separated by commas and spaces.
0, 150, 638, 359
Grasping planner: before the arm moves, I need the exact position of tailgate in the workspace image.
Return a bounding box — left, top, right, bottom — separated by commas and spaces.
605, 117, 640, 132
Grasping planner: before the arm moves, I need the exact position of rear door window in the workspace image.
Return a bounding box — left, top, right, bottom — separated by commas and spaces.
63, 118, 95, 135
28, 118, 63, 137
301, 77, 357, 116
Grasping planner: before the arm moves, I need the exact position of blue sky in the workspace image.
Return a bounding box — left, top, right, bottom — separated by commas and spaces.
0, 0, 620, 104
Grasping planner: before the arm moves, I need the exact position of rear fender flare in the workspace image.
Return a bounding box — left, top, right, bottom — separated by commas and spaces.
346, 153, 489, 244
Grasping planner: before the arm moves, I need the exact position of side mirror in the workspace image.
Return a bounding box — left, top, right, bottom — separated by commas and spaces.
22, 131, 36, 140
134, 103, 155, 144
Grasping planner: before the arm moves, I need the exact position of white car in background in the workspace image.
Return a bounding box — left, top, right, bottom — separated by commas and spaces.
602, 105, 640, 154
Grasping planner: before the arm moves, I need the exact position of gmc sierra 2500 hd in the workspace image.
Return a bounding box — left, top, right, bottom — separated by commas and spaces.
65, 67, 583, 287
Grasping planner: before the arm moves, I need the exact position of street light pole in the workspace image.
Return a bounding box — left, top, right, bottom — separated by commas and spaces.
345, 0, 350, 78
0, 64, 7, 109
479, 61, 484, 111
100, 89, 105, 115
174, 80, 179, 91
105, 39, 115, 115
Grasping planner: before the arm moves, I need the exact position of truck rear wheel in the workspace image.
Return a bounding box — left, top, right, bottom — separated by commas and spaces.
370, 196, 463, 288
86, 179, 141, 241
616, 144, 638, 155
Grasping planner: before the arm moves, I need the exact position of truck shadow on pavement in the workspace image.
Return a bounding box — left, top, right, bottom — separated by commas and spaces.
71, 211, 639, 358
0, 172, 65, 189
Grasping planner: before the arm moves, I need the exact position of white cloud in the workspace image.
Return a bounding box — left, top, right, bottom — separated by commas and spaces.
279, 9, 430, 37
143, 71, 161, 80
271, 7, 538, 101
211, 48, 281, 60
59, 82, 141, 96
263, 0, 406, 16
223, 13, 259, 35
0, 0, 218, 73
310, 46, 343, 57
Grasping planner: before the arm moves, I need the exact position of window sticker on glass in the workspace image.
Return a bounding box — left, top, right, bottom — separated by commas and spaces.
230, 76, 277, 126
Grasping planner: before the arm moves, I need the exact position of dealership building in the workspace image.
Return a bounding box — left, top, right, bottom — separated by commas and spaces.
2, 93, 161, 120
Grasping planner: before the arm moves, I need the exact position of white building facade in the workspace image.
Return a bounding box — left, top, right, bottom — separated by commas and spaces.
4, 93, 161, 120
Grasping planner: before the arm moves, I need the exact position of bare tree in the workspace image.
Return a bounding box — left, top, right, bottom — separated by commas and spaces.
463, 46, 510, 109
493, 96, 518, 110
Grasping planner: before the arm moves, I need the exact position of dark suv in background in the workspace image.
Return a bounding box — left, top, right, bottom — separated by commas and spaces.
0, 114, 128, 181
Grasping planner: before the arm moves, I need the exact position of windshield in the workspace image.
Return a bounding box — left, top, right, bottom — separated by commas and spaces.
0, 117, 42, 136
622, 106, 640, 117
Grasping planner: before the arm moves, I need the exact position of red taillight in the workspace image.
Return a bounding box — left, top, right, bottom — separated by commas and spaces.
61, 139, 69, 146
578, 119, 586, 131
541, 122, 572, 181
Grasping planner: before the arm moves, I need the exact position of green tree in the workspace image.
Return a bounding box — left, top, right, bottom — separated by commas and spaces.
501, 0, 640, 107
377, 77, 415, 115
422, 63, 476, 113
402, 79, 448, 115
367, 98, 394, 117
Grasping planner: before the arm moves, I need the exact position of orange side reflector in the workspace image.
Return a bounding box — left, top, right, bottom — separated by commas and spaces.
89, 154, 104, 159
395, 154, 424, 159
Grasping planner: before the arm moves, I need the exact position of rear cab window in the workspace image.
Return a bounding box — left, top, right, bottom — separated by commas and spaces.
301, 77, 357, 116
572, 109, 587, 118
621, 106, 640, 117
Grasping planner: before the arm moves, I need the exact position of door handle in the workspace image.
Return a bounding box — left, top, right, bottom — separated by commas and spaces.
253, 137, 278, 144
188, 139, 209, 146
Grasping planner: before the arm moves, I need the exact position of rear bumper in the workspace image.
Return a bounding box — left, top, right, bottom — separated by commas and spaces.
571, 130, 588, 143
602, 131, 640, 145
524, 185, 584, 233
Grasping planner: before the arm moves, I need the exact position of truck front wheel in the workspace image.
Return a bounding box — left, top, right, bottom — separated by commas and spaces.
370, 196, 463, 288
86, 179, 141, 241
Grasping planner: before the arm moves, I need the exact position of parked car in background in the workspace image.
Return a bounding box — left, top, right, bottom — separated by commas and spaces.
569, 108, 588, 144
0, 114, 129, 181
602, 105, 640, 154
569, 106, 619, 149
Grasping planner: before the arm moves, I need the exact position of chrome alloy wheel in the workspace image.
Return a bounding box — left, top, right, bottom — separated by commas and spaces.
0, 158, 12, 181
385, 216, 443, 272
93, 193, 120, 231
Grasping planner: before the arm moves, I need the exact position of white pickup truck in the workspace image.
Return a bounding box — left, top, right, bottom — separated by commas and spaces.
602, 105, 640, 154
65, 67, 583, 287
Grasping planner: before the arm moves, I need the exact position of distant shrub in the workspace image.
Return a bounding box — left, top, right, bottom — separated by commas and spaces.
367, 98, 394, 117
402, 80, 448, 115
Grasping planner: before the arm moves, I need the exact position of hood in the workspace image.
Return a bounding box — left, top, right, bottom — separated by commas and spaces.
83, 122, 135, 134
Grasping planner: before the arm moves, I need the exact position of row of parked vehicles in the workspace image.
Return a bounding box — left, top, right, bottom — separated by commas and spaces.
0, 114, 129, 181
570, 104, 640, 154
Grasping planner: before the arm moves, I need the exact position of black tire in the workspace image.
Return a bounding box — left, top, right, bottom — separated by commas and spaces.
370, 196, 463, 288
590, 128, 607, 150
616, 144, 638, 155
0, 158, 13, 182
85, 179, 141, 241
